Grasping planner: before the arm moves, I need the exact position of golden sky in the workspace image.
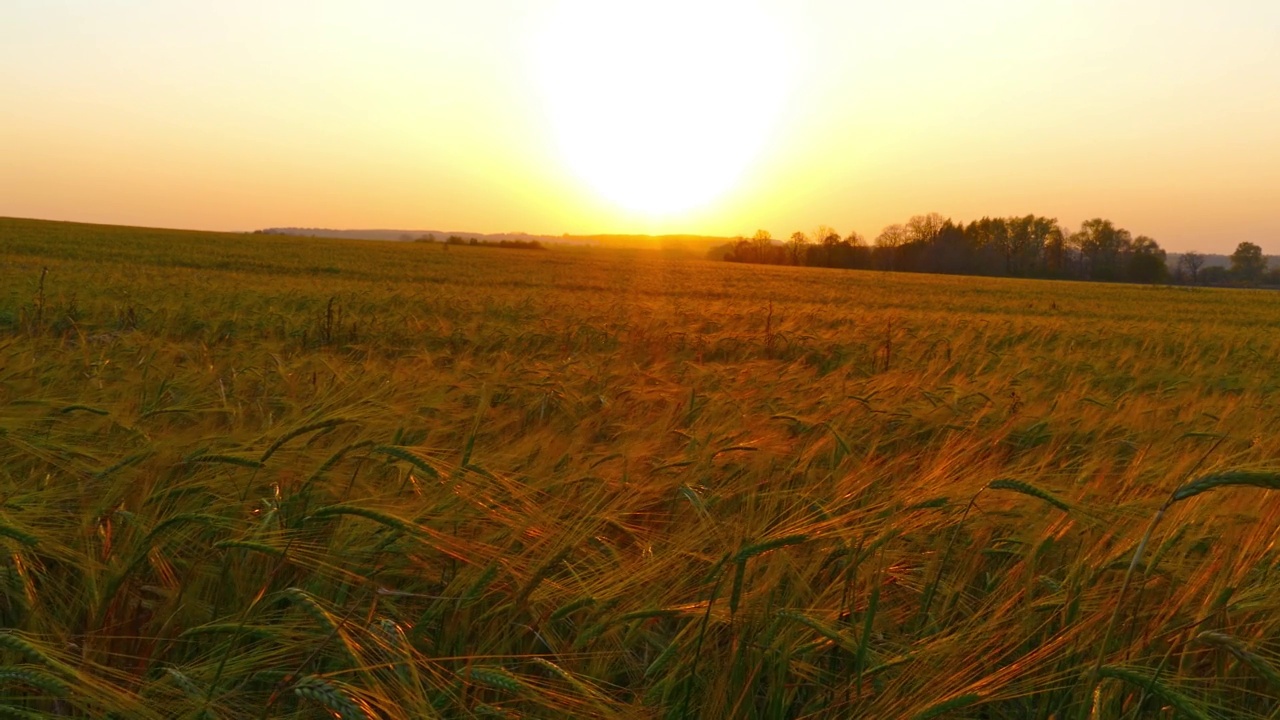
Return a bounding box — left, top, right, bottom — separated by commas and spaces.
3, 1, 1278, 252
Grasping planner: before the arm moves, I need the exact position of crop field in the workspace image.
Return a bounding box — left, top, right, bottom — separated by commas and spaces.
2, 216, 1280, 718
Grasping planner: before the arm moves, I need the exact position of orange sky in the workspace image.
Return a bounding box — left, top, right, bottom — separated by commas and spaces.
2, 1, 1278, 252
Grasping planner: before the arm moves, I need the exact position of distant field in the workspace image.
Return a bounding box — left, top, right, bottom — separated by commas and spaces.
2, 216, 1280, 718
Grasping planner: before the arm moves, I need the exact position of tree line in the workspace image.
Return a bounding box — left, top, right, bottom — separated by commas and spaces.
719, 214, 1275, 286
409, 233, 545, 250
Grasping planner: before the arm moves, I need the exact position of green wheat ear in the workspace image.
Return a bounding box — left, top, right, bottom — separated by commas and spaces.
308, 504, 414, 533
777, 610, 857, 653
0, 632, 58, 667
910, 693, 979, 720
372, 445, 442, 480
184, 453, 264, 469
0, 703, 48, 720
1196, 631, 1280, 687
459, 666, 525, 694
549, 595, 595, 621
58, 404, 108, 416
292, 675, 368, 720
163, 667, 203, 698
212, 539, 284, 557
1096, 665, 1212, 720
734, 534, 809, 562
258, 417, 353, 463
907, 496, 949, 511
1171, 470, 1280, 501
987, 478, 1070, 512
0, 523, 38, 547
644, 639, 681, 679
178, 624, 276, 642
530, 657, 611, 706
0, 667, 69, 696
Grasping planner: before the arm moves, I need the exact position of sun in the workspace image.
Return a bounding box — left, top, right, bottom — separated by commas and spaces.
534, 1, 790, 217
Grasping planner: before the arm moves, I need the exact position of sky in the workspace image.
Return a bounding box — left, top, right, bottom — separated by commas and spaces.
2, 0, 1278, 253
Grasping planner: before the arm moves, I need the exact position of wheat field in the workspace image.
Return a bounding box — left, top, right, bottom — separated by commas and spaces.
2, 216, 1279, 718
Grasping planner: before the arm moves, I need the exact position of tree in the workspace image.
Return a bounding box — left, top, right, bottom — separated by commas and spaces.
1127, 235, 1168, 284
830, 230, 867, 269
1230, 241, 1267, 284
806, 225, 836, 267
750, 229, 774, 263
787, 231, 809, 265
725, 236, 754, 262
1013, 215, 1057, 276
1177, 251, 1205, 284
924, 219, 973, 275
970, 217, 1011, 274
874, 224, 908, 270
1199, 265, 1230, 285
905, 213, 947, 246
812, 225, 840, 245
1041, 222, 1069, 277
875, 224, 907, 248
1073, 219, 1132, 281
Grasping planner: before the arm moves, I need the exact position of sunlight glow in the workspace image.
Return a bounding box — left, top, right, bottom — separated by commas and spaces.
535, 0, 791, 217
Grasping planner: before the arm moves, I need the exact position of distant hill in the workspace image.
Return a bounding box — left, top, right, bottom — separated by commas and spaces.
258, 228, 566, 244
566, 233, 737, 252
258, 228, 736, 252
1167, 252, 1231, 269
256, 231, 1274, 268
1167, 252, 1279, 271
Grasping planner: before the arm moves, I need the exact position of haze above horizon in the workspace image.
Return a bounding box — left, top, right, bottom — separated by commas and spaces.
3, 1, 1278, 253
